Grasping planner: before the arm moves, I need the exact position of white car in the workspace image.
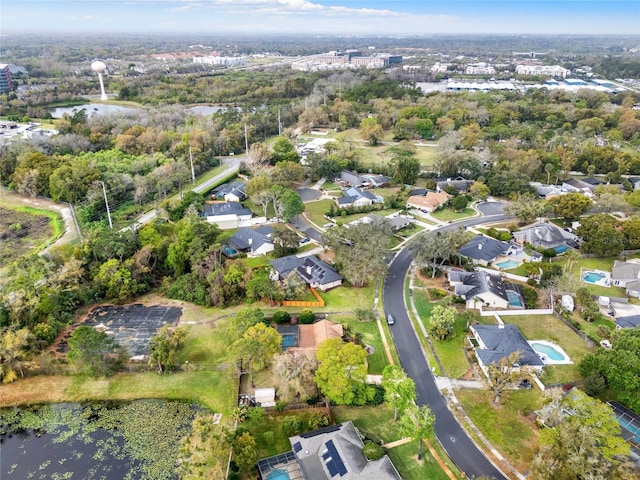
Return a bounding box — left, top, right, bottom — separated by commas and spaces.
387, 314, 395, 325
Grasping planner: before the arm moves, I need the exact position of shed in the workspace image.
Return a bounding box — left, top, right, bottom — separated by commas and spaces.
255, 387, 276, 407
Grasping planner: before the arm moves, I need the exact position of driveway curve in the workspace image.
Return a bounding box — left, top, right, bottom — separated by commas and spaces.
383, 214, 511, 480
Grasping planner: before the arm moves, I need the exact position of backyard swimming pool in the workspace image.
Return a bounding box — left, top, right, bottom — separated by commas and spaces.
554, 245, 569, 254
506, 290, 524, 307
267, 469, 291, 480
582, 270, 610, 287
529, 341, 572, 364
583, 272, 605, 283
496, 259, 520, 269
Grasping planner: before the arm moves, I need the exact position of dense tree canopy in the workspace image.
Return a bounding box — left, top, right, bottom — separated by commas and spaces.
315, 338, 370, 406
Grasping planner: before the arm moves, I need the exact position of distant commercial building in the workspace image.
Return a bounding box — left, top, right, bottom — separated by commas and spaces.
515, 64, 570, 78
193, 55, 245, 67
292, 51, 401, 71
430, 62, 450, 74
0, 64, 14, 94
465, 63, 496, 75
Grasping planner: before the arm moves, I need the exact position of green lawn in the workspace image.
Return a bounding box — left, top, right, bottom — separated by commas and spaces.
455, 389, 541, 473
336, 314, 391, 374
431, 207, 476, 222
501, 315, 592, 386
413, 290, 473, 378
569, 256, 626, 298
304, 199, 334, 225
317, 284, 375, 311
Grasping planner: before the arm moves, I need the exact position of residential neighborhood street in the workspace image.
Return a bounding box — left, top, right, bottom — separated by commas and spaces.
383, 214, 511, 480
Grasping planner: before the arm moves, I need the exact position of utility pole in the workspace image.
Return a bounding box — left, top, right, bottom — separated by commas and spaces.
188, 147, 196, 184
99, 181, 113, 229
244, 124, 249, 152
278, 108, 282, 136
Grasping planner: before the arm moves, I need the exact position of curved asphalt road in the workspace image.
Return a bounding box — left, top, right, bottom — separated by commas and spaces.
383, 214, 511, 480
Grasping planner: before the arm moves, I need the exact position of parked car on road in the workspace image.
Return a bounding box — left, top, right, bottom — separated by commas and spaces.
387, 314, 395, 325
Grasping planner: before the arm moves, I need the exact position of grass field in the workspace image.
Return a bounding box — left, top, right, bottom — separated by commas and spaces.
431, 207, 476, 222
455, 389, 541, 472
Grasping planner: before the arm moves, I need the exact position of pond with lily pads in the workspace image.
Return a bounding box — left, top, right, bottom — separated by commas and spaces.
0, 400, 197, 480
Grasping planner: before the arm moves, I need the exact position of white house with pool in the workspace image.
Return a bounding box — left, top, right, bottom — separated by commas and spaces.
469, 324, 572, 379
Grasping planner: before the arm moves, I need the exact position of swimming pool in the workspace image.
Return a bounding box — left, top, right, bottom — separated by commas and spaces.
506, 290, 523, 307
267, 469, 291, 480
554, 245, 569, 254
583, 271, 605, 283
529, 341, 572, 364
496, 259, 519, 269
222, 245, 238, 257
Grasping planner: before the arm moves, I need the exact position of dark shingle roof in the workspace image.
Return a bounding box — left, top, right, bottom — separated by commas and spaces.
472, 324, 544, 367
271, 255, 342, 288
459, 236, 510, 262
204, 201, 252, 217
452, 270, 509, 302
616, 315, 640, 329
228, 227, 273, 252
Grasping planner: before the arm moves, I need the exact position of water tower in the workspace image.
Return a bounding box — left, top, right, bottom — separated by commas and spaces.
91, 61, 108, 101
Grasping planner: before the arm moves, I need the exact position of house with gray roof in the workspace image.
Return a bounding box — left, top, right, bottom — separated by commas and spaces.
513, 222, 580, 251
449, 270, 524, 310
270, 254, 342, 291
258, 421, 402, 480
204, 201, 252, 229
338, 171, 390, 189
458, 235, 515, 266
228, 226, 274, 256
470, 324, 545, 376
211, 180, 247, 202
339, 170, 365, 188
611, 260, 640, 291
615, 315, 640, 329
436, 177, 474, 194
337, 187, 379, 208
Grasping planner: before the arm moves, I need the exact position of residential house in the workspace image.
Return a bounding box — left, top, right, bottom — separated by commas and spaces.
276, 319, 344, 356
270, 255, 343, 291
211, 180, 247, 202
385, 215, 412, 231
338, 171, 390, 189
470, 324, 545, 376
611, 260, 640, 292
628, 177, 640, 191
345, 214, 411, 232
512, 222, 580, 251
449, 270, 523, 310
609, 302, 640, 325
337, 187, 379, 208
561, 178, 595, 198
228, 226, 275, 256
531, 182, 569, 200
458, 235, 515, 266
436, 177, 474, 194
406, 191, 452, 212
203, 202, 252, 229
361, 173, 390, 188
339, 170, 365, 188
258, 421, 402, 480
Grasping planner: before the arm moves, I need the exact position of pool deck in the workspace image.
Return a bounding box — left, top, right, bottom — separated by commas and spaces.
580, 268, 611, 287
528, 340, 573, 365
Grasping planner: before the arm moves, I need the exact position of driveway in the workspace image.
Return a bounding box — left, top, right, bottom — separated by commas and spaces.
477, 201, 505, 216
296, 187, 322, 202
290, 214, 323, 242
383, 214, 511, 480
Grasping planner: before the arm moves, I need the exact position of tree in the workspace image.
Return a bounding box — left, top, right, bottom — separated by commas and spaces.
271, 225, 300, 257
67, 325, 129, 377
359, 117, 384, 145
245, 267, 284, 305
469, 181, 490, 201
547, 192, 593, 222
392, 155, 421, 185
427, 305, 457, 340
245, 174, 273, 199
244, 142, 271, 175
276, 188, 305, 223
231, 323, 281, 385
271, 137, 300, 164
450, 194, 468, 212
578, 328, 640, 411
270, 160, 305, 187
148, 325, 187, 374
0, 327, 31, 383
410, 229, 467, 278
482, 351, 526, 405
530, 389, 633, 480
382, 365, 416, 422
273, 351, 318, 402
227, 307, 265, 340
399, 403, 436, 460
232, 432, 259, 472
323, 222, 393, 287
504, 192, 547, 224
576, 213, 625, 257
315, 338, 370, 405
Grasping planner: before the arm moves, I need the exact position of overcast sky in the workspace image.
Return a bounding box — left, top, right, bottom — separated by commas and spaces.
2, 0, 639, 35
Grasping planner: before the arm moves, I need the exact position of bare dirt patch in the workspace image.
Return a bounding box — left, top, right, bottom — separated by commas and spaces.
0, 206, 52, 263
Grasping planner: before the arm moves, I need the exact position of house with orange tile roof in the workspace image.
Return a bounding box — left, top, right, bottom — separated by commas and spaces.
406, 191, 451, 212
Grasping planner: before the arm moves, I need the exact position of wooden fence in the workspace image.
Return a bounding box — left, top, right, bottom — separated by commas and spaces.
282, 287, 325, 307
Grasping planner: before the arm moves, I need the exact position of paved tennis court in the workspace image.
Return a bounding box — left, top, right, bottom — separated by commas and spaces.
81, 304, 183, 358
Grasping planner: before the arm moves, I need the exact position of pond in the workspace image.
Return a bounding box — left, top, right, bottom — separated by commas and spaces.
49, 103, 139, 118
1, 400, 196, 480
